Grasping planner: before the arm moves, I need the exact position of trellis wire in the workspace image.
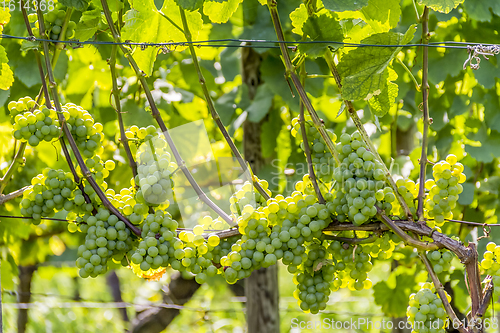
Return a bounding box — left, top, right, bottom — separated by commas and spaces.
1, 34, 498, 50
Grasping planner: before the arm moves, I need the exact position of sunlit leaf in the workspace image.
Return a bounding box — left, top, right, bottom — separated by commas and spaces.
419, 0, 464, 14
203, 0, 243, 24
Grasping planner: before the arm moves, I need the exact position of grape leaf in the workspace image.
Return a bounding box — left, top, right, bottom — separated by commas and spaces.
174, 0, 204, 11
122, 0, 202, 76
360, 0, 401, 33
300, 9, 344, 58
373, 271, 416, 317
290, 4, 308, 35
91, 0, 124, 12
246, 83, 273, 122
0, 46, 13, 90
20, 40, 40, 52
418, 0, 463, 14
59, 0, 90, 11
323, 0, 368, 12
463, 1, 500, 21
368, 67, 398, 117
203, 0, 243, 24
0, 7, 10, 34
337, 27, 415, 101
74, 8, 101, 42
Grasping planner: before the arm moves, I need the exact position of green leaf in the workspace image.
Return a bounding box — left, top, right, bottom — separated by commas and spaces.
92, 0, 124, 12
323, 0, 368, 12
458, 182, 474, 206
74, 8, 101, 42
337, 27, 415, 101
203, 0, 243, 24
368, 68, 398, 117
122, 0, 202, 76
290, 4, 308, 35
257, 0, 266, 4
360, 0, 401, 33
465, 131, 500, 163
300, 9, 343, 58
174, 0, 204, 11
59, 0, 90, 11
463, 1, 500, 21
0, 46, 13, 90
20, 40, 40, 52
418, 0, 464, 14
214, 88, 238, 125
246, 83, 273, 122
373, 272, 415, 317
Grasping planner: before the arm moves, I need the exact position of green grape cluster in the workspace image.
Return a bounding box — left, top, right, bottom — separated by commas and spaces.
427, 249, 455, 280
125, 125, 159, 147
229, 179, 271, 217
290, 116, 337, 182
76, 209, 135, 278
84, 157, 114, 186
59, 103, 103, 158
479, 242, 500, 286
135, 135, 177, 206
366, 232, 402, 259
395, 178, 418, 218
29, 7, 76, 41
329, 240, 373, 291
330, 132, 394, 225
424, 154, 466, 227
8, 97, 60, 146
130, 211, 179, 272
107, 187, 148, 225
407, 283, 449, 333
293, 242, 335, 314
20, 168, 77, 223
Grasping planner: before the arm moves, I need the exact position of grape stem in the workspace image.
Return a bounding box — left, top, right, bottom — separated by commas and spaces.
416, 7, 430, 222
324, 233, 379, 244
0, 143, 26, 194
109, 44, 138, 178
266, 0, 341, 167
100, 0, 235, 227
21, 2, 95, 212
376, 206, 437, 250
418, 252, 468, 333
298, 63, 325, 204
0, 186, 30, 205
324, 51, 414, 222
474, 276, 494, 320
179, 8, 270, 201
34, 8, 142, 236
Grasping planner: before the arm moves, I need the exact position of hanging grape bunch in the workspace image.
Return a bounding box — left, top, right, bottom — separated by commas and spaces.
8, 97, 60, 146
424, 154, 466, 227
291, 116, 337, 182
480, 242, 500, 286
407, 283, 449, 333
135, 134, 177, 206
29, 5, 76, 41
330, 132, 395, 225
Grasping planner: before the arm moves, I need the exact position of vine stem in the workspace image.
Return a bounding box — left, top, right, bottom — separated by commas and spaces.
266, 0, 340, 167
100, 0, 234, 226
376, 206, 437, 250
324, 51, 414, 222
298, 64, 324, 204
21, 3, 95, 211
35, 8, 141, 236
109, 44, 137, 178
178, 8, 270, 201
0, 143, 26, 194
396, 57, 421, 92
417, 7, 430, 221
324, 233, 379, 244
0, 186, 30, 205
419, 252, 468, 333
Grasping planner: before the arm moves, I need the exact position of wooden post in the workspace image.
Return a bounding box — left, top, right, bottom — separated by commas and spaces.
242, 47, 280, 333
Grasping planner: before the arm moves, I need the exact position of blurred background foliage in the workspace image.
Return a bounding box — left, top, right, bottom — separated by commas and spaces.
1, 0, 500, 331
